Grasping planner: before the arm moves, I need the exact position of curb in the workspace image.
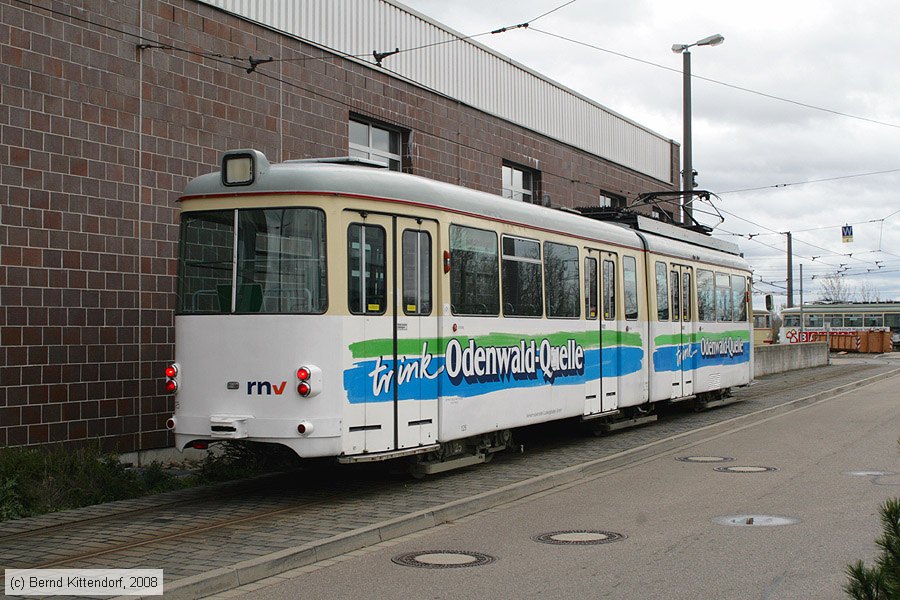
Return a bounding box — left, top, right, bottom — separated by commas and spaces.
128, 366, 900, 599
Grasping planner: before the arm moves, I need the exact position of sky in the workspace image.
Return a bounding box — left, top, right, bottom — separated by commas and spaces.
395, 0, 900, 309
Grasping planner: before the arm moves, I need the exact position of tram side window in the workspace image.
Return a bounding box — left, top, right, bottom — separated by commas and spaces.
865, 314, 884, 327
885, 314, 900, 333
844, 314, 862, 328
783, 315, 800, 327
603, 259, 616, 321
715, 272, 733, 322
655, 262, 669, 321
178, 211, 235, 314
623, 256, 638, 320
450, 225, 499, 315
682, 271, 692, 321
584, 257, 598, 319
502, 236, 543, 317
805, 313, 824, 328
825, 314, 843, 327
731, 275, 748, 321
670, 270, 680, 322
697, 269, 715, 322
402, 230, 432, 316
545, 242, 580, 318
348, 223, 387, 315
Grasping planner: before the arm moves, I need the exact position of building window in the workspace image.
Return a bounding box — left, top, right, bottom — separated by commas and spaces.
349, 118, 402, 171
502, 163, 538, 203
599, 193, 625, 209
652, 207, 675, 222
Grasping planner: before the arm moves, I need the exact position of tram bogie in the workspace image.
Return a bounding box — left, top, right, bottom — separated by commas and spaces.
167, 149, 753, 473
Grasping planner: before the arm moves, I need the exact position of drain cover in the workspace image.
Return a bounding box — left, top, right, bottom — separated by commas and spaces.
676, 455, 735, 463
714, 465, 778, 473
714, 515, 798, 527
392, 550, 496, 569
533, 530, 626, 545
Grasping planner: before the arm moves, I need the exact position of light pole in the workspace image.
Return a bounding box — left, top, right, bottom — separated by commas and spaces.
672, 33, 724, 222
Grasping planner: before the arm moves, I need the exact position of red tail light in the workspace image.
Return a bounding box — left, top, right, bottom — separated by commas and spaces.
295, 364, 321, 398
164, 363, 179, 394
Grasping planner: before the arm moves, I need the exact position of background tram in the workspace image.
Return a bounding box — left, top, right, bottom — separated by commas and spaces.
166, 149, 753, 472
780, 303, 900, 349
752, 309, 774, 346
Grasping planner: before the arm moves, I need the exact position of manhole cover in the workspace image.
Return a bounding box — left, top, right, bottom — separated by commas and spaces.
533, 530, 626, 545
714, 465, 778, 473
846, 470, 894, 477
713, 515, 799, 527
392, 550, 496, 569
676, 455, 735, 463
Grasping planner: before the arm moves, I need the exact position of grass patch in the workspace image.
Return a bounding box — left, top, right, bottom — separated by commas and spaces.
0, 441, 299, 522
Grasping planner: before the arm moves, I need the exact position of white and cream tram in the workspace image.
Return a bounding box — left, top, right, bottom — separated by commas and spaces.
165, 150, 753, 473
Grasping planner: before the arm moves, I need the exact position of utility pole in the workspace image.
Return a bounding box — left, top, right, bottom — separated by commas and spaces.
785, 231, 793, 308
682, 47, 693, 223
799, 263, 804, 334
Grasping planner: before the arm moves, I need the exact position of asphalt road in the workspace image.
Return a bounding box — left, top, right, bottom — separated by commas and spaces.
219, 366, 900, 600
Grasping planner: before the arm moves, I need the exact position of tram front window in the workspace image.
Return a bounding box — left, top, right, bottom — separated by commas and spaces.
178, 208, 327, 314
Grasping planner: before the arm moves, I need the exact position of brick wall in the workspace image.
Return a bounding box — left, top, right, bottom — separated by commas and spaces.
0, 0, 678, 453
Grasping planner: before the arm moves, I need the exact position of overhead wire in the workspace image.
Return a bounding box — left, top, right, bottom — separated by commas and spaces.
526, 27, 900, 131
20, 0, 900, 295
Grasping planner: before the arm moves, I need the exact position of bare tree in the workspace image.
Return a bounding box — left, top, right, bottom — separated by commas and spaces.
818, 274, 853, 303
857, 280, 881, 303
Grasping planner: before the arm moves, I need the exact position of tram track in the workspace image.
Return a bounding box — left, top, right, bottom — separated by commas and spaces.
0, 470, 302, 544
0, 465, 396, 572
28, 485, 355, 570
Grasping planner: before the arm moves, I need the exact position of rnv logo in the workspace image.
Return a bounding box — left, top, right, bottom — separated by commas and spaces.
246, 381, 288, 395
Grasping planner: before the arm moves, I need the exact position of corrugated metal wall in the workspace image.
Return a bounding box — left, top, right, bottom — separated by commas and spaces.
197, 0, 673, 183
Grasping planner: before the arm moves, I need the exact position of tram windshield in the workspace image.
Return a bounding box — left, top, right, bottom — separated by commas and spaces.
177, 208, 327, 314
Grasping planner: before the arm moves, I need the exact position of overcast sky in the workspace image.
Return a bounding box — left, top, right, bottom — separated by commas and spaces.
396, 0, 900, 308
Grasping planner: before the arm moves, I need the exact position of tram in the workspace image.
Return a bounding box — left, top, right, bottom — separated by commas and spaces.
165, 149, 753, 473
780, 303, 900, 348
752, 309, 774, 345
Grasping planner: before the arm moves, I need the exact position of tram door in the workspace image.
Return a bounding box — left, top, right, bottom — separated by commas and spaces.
344, 211, 438, 455
600, 252, 620, 412
395, 219, 439, 449
673, 264, 694, 397
584, 250, 619, 416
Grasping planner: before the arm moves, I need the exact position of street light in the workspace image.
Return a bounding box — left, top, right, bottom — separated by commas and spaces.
672, 33, 724, 222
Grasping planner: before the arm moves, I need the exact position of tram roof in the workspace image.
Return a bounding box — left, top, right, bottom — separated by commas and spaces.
182, 150, 749, 270
781, 302, 900, 313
